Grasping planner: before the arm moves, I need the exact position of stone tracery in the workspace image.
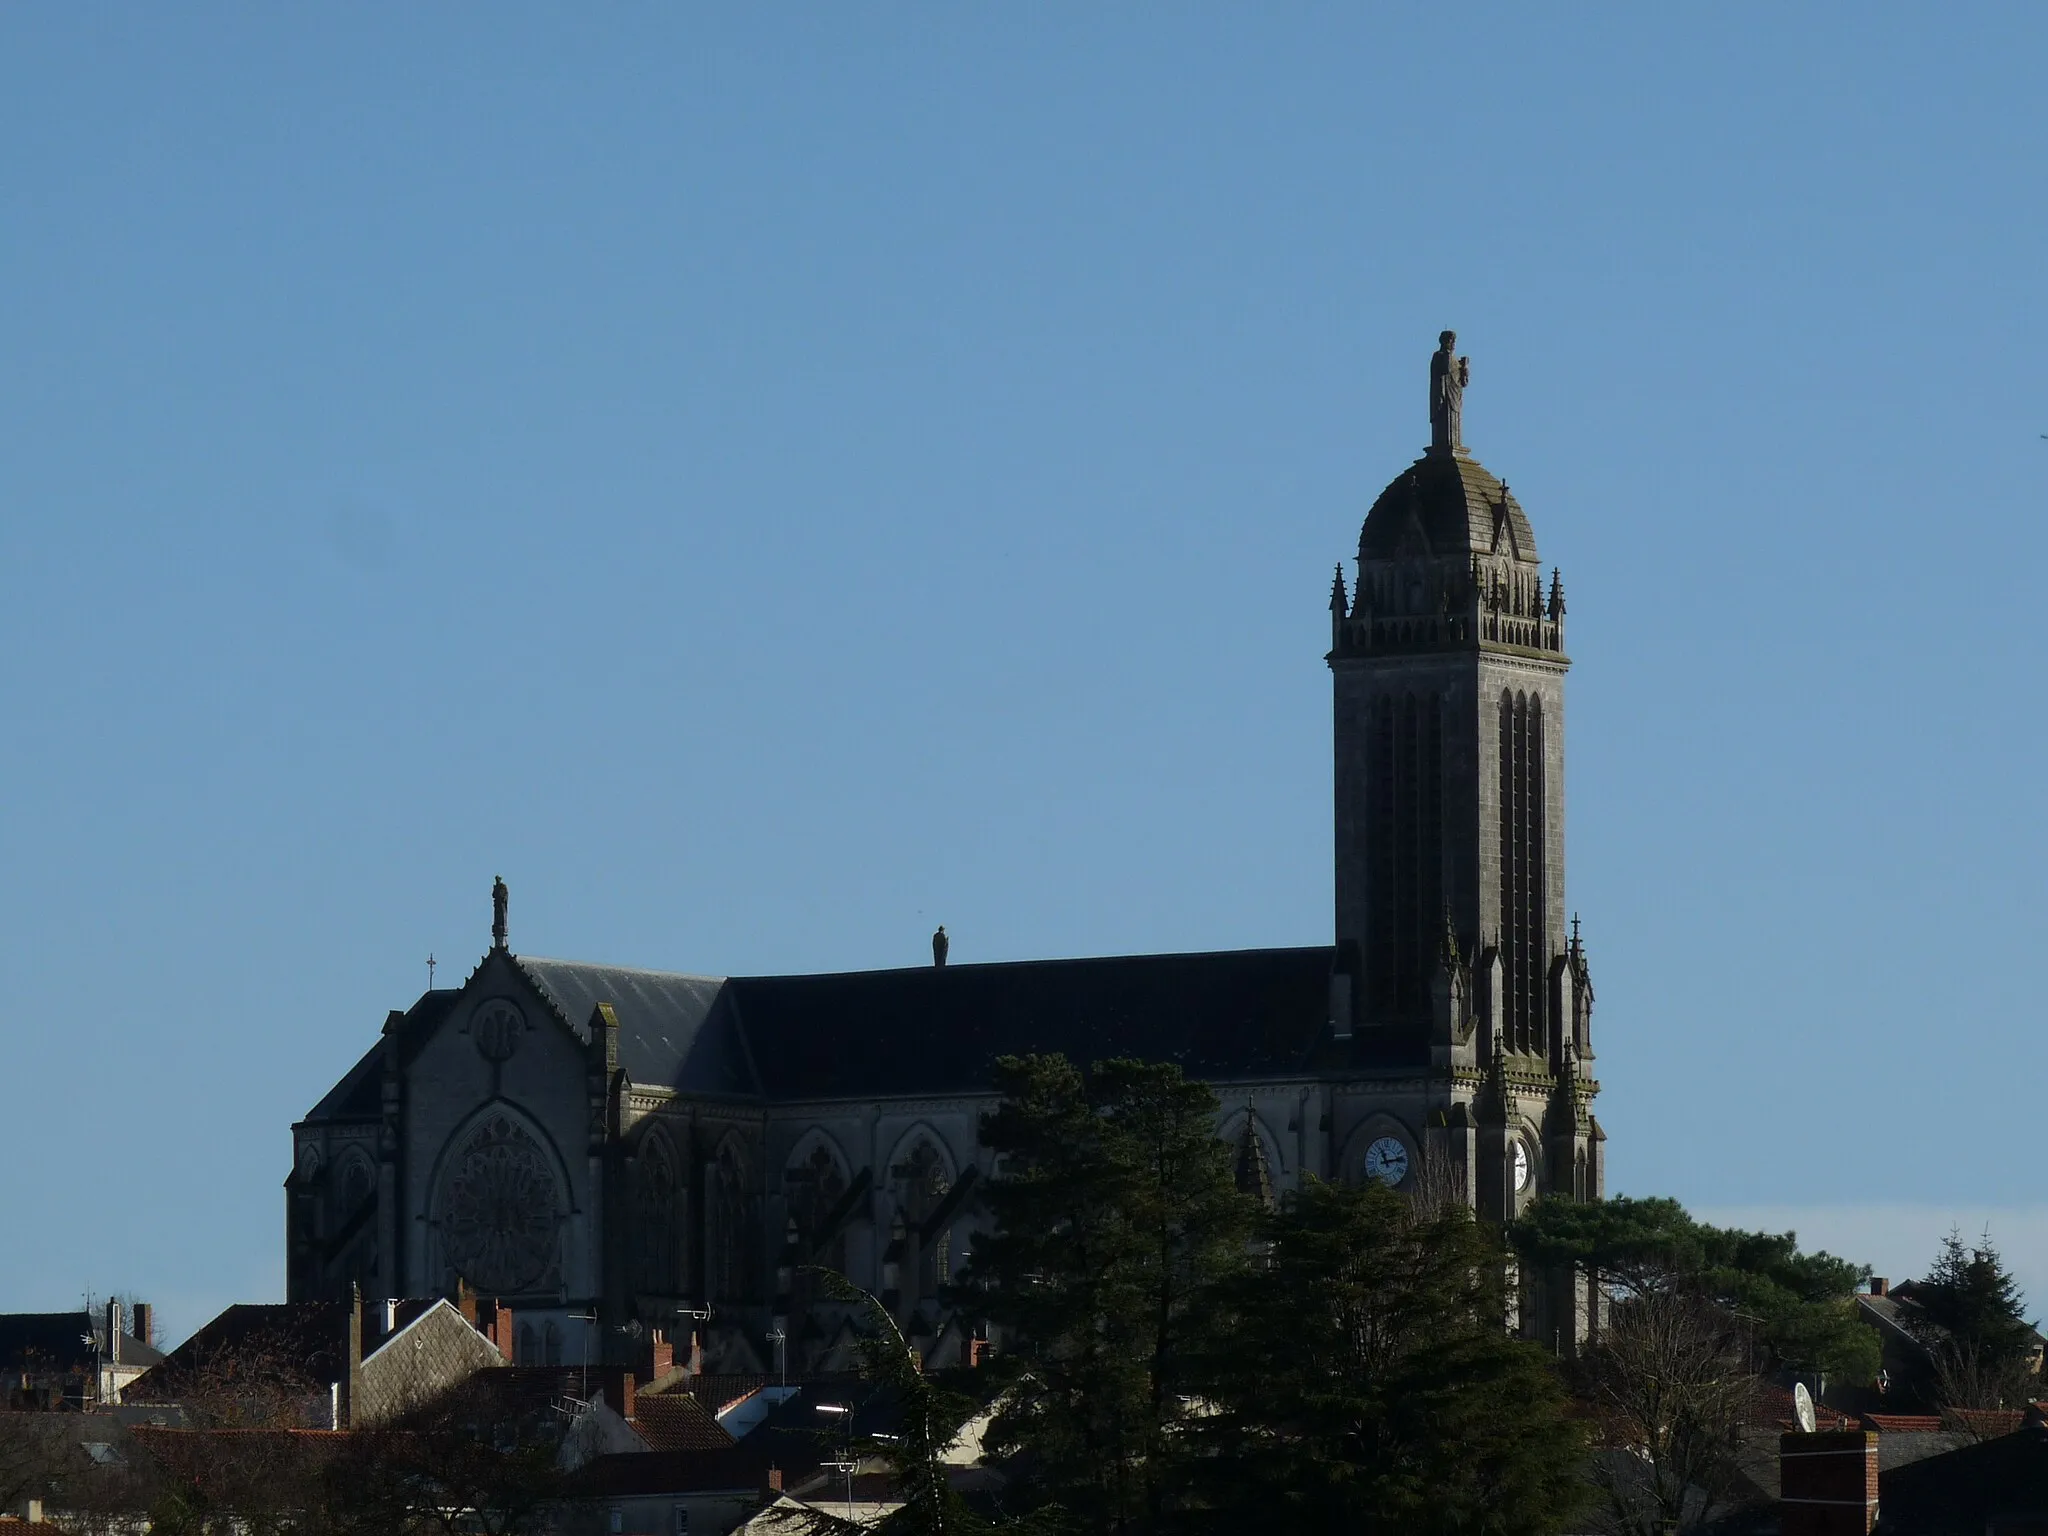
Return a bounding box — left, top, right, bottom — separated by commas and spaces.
438, 1113, 562, 1295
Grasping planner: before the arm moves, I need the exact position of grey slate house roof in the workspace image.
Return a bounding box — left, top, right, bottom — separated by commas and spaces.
0, 1313, 164, 1375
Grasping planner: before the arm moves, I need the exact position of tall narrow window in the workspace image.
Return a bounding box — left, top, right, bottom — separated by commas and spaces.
1366, 691, 1444, 1023
1498, 690, 1548, 1052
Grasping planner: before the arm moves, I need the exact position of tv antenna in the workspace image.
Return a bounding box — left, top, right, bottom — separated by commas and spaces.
1793, 1381, 1818, 1434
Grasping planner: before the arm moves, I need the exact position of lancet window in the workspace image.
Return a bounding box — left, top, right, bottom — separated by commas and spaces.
1497, 689, 1548, 1053
1366, 690, 1445, 1023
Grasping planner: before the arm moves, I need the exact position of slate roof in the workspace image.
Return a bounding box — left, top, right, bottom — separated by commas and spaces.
0, 1312, 164, 1373
730, 947, 1339, 1101
304, 991, 461, 1122
1358, 448, 1538, 564
518, 958, 759, 1097
1878, 1413, 2048, 1532
306, 944, 1354, 1118
124, 1303, 354, 1400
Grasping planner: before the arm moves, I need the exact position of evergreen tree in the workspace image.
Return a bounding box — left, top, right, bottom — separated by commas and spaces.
811, 1270, 989, 1536
965, 1054, 1252, 1535
1196, 1179, 1588, 1536
1908, 1228, 2040, 1412
1511, 1196, 1877, 1382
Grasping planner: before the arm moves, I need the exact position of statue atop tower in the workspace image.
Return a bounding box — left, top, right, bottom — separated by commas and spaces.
1429, 330, 1469, 453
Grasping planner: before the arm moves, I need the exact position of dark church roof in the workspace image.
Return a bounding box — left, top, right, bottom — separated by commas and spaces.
518, 958, 758, 1097
729, 946, 1338, 1100
1358, 449, 1537, 563
303, 944, 1360, 1118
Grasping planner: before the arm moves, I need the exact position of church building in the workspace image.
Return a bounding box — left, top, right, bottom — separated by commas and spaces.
287, 333, 1604, 1370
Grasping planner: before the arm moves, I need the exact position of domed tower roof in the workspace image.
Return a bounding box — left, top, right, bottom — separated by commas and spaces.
1356, 329, 1537, 565
1358, 449, 1537, 565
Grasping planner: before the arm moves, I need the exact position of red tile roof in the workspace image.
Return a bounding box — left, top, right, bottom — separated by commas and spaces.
632, 1391, 735, 1453
1862, 1414, 1946, 1434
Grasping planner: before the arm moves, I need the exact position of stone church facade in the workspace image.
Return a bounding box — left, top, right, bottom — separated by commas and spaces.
287, 333, 1605, 1370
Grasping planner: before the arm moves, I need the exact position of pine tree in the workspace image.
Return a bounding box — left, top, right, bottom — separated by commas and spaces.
1196, 1179, 1588, 1536
1510, 1195, 1877, 1382
965, 1054, 1252, 1535
1909, 1228, 2039, 1412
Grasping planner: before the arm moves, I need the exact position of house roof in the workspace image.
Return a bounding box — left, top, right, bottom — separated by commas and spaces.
0, 1313, 164, 1374
1878, 1413, 2048, 1531
568, 1447, 764, 1496
632, 1389, 736, 1452
124, 1303, 353, 1401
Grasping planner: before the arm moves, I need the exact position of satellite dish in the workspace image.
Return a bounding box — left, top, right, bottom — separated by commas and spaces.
1793, 1381, 1818, 1434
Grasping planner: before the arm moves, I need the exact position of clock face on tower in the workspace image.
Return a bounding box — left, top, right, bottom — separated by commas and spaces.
1512, 1140, 1533, 1194
1362, 1135, 1409, 1187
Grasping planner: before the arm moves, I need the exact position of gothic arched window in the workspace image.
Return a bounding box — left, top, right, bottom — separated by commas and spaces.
784, 1140, 850, 1276
634, 1128, 682, 1297
1497, 689, 1548, 1054
339, 1157, 374, 1217
894, 1138, 954, 1304
707, 1137, 751, 1305
1366, 689, 1444, 1024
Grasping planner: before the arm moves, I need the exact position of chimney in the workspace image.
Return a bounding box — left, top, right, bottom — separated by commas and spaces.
687, 1330, 703, 1379
1869, 1277, 1887, 1297
456, 1279, 478, 1327
1779, 1431, 1878, 1536
380, 1298, 398, 1337
637, 1330, 674, 1384
476, 1299, 515, 1358
596, 1367, 636, 1422
344, 1285, 364, 1429
765, 1467, 783, 1494
105, 1301, 122, 1367
131, 1303, 153, 1349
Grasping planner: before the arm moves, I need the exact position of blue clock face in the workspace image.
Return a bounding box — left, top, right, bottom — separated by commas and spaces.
1363, 1135, 1409, 1186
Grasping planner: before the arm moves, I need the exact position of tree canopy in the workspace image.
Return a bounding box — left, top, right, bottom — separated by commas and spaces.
1510, 1195, 1877, 1382
966, 1054, 1588, 1535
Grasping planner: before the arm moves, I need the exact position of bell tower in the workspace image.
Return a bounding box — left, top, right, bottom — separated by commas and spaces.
1328, 333, 1570, 1061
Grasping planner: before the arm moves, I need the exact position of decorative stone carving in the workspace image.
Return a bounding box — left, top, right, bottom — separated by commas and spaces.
440, 1115, 561, 1294
469, 998, 527, 1063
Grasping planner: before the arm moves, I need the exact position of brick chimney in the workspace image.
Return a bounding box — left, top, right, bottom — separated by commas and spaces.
1868, 1277, 1887, 1297
475, 1299, 514, 1359
595, 1367, 636, 1422
343, 1285, 365, 1429
456, 1279, 478, 1327
1780, 1431, 1878, 1536
636, 1329, 674, 1384
765, 1467, 783, 1493
130, 1303, 153, 1348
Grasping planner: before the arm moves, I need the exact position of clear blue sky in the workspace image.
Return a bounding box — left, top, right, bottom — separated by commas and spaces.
4, 7, 2044, 1343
